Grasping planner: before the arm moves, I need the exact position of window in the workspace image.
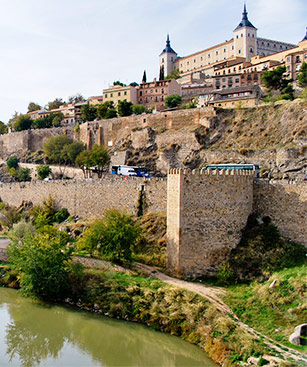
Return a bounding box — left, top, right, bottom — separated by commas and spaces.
254, 74, 258, 80
287, 66, 290, 71
224, 48, 226, 52
124, 91, 127, 95
274, 44, 276, 48
187, 61, 189, 65
235, 78, 239, 83
194, 59, 196, 63
238, 49, 241, 54
208, 54, 210, 58
241, 33, 243, 37
216, 51, 218, 55
250, 47, 253, 53
200, 56, 203, 61
145, 97, 148, 102
280, 45, 283, 49
232, 46, 234, 50
110, 93, 113, 97
140, 91, 142, 96
287, 56, 291, 62
105, 94, 108, 98
150, 90, 153, 93
252, 34, 254, 38
161, 88, 164, 94
118, 92, 121, 96
162, 58, 164, 63
155, 96, 159, 102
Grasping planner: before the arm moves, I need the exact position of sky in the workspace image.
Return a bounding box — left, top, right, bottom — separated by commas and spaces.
0, 0, 306, 122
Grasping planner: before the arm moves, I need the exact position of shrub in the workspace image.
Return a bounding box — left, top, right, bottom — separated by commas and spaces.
78, 209, 141, 264
54, 208, 70, 223
36, 165, 51, 180
8, 227, 72, 300
9, 220, 35, 240
17, 168, 31, 182
7, 156, 19, 169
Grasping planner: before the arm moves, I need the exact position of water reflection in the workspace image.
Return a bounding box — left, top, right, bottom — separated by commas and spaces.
0, 288, 217, 367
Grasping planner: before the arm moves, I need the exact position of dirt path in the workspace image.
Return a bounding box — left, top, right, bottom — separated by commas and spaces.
134, 262, 307, 366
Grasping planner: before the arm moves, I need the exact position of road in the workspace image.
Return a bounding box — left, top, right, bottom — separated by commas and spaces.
0, 238, 11, 249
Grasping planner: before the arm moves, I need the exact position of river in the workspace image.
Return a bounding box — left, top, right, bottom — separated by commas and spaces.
0, 288, 217, 367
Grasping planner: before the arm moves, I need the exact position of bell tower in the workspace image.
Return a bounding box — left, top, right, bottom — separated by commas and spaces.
233, 3, 257, 62
159, 34, 177, 79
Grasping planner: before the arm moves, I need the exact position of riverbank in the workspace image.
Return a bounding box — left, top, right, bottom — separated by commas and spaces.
1, 262, 302, 367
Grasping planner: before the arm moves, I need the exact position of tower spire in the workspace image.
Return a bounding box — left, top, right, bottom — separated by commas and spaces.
160, 34, 177, 55
301, 27, 307, 42
234, 2, 256, 30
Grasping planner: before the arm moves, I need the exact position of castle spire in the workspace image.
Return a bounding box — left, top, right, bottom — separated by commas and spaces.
160, 34, 177, 55
301, 27, 307, 42
234, 3, 256, 30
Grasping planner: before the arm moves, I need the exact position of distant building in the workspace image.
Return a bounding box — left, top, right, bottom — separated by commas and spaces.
103, 85, 138, 106
137, 78, 181, 111
88, 96, 104, 105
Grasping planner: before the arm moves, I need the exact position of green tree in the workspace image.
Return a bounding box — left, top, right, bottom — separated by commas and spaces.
0, 121, 8, 134
261, 65, 294, 99
165, 94, 182, 108
297, 62, 307, 88
17, 168, 31, 182
113, 81, 126, 86
7, 156, 19, 169
77, 209, 140, 264
27, 102, 42, 113
131, 104, 146, 115
97, 101, 117, 119
47, 98, 65, 111
129, 82, 139, 87
89, 144, 110, 176
75, 150, 93, 177
8, 227, 72, 300
159, 65, 164, 81
43, 135, 71, 163
81, 103, 97, 122
166, 69, 181, 80
142, 70, 147, 83
63, 141, 85, 164
36, 165, 51, 180
117, 100, 133, 117
13, 114, 32, 131
68, 93, 85, 104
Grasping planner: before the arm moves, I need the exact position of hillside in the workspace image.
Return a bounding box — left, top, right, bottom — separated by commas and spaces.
114, 99, 306, 179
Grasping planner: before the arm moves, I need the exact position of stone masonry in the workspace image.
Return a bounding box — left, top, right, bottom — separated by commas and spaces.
167, 168, 254, 277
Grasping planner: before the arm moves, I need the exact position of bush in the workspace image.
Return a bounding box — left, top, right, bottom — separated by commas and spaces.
54, 208, 70, 223
7, 156, 19, 169
30, 196, 69, 227
77, 209, 141, 264
36, 165, 51, 180
17, 168, 31, 182
9, 220, 36, 240
165, 94, 182, 109
8, 227, 72, 300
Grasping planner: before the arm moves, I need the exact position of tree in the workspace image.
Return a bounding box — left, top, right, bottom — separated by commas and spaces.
97, 101, 117, 119
7, 156, 19, 169
159, 65, 164, 81
131, 104, 146, 115
81, 103, 97, 122
297, 62, 307, 88
27, 102, 42, 113
89, 144, 110, 177
36, 165, 51, 180
51, 112, 64, 127
43, 135, 71, 163
13, 114, 32, 131
8, 227, 73, 300
17, 168, 31, 182
64, 141, 85, 164
129, 82, 139, 87
166, 69, 181, 80
142, 70, 147, 83
117, 100, 133, 117
47, 98, 65, 111
77, 209, 141, 264
113, 81, 126, 87
68, 93, 85, 104
261, 65, 294, 99
165, 94, 182, 108
75, 150, 93, 177
0, 121, 8, 134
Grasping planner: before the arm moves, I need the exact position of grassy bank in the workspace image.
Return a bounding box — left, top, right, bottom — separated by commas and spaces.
224, 265, 307, 353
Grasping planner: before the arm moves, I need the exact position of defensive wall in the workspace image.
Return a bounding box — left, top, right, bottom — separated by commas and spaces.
78, 107, 216, 149
0, 176, 167, 218
167, 168, 254, 277
0, 127, 74, 157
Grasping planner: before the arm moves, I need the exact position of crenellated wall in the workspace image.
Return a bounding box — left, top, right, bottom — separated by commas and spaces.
0, 177, 167, 218
167, 168, 255, 277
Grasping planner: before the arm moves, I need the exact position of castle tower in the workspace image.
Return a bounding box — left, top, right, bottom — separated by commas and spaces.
159, 34, 177, 79
233, 3, 257, 62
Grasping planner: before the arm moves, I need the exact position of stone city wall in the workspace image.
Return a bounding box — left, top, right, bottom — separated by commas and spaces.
254, 180, 307, 246
0, 127, 74, 157
0, 176, 167, 218
167, 168, 254, 277
79, 107, 216, 149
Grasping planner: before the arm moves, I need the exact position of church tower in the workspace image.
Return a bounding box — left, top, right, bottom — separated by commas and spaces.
233, 4, 257, 62
159, 35, 177, 79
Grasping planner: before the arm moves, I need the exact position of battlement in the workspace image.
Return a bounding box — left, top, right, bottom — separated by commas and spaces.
168, 168, 255, 176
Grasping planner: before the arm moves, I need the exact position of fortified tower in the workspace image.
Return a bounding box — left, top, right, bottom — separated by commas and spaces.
159, 34, 177, 79
233, 4, 258, 62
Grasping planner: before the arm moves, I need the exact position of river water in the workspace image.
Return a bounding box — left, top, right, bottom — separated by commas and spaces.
0, 288, 217, 367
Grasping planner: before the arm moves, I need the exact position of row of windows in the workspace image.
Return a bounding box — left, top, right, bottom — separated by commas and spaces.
258, 41, 288, 50
105, 91, 127, 98
139, 89, 164, 96
236, 33, 255, 39
139, 96, 164, 103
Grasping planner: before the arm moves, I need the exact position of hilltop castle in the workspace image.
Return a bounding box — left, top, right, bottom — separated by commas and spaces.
159, 4, 298, 80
